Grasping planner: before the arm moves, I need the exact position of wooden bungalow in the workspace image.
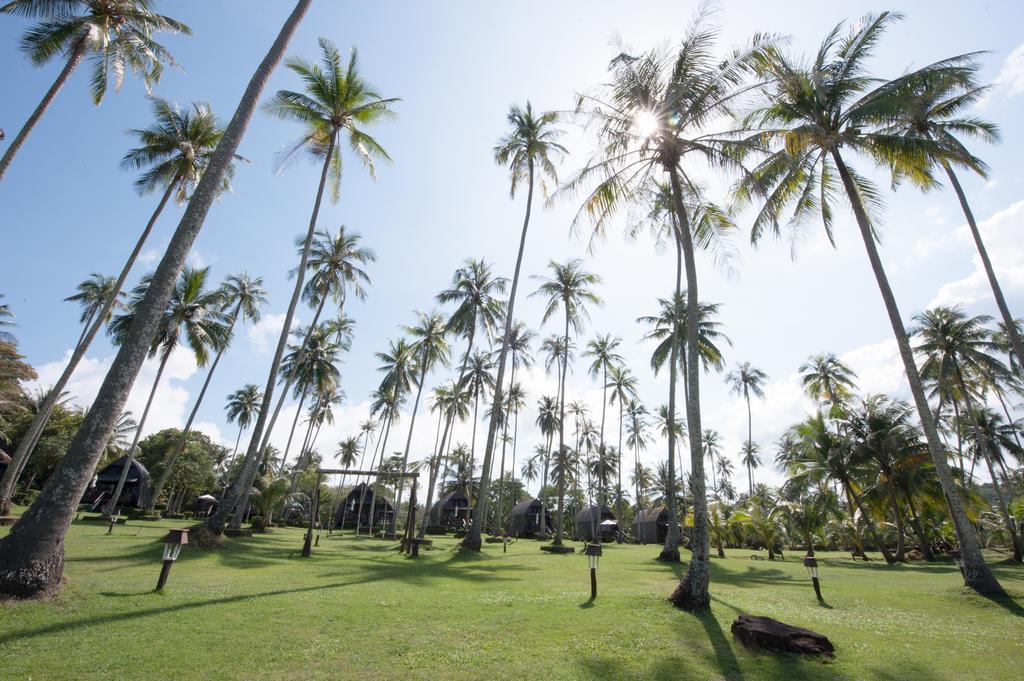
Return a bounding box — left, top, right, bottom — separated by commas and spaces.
426, 489, 471, 533
509, 498, 552, 538
575, 504, 618, 542
334, 482, 395, 529
85, 456, 152, 509
632, 506, 670, 544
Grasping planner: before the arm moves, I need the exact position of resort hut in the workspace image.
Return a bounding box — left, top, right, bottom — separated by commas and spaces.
632, 506, 670, 544
426, 489, 471, 533
509, 498, 552, 538
87, 456, 152, 509
334, 482, 395, 529
575, 504, 618, 542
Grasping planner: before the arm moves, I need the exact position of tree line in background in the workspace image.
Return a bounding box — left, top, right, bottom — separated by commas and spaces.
0, 2, 1021, 610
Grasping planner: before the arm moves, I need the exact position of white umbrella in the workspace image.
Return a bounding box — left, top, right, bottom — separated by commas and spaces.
197, 494, 217, 502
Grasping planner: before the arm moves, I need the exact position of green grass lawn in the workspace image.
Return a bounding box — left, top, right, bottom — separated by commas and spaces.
2, 514, 1023, 680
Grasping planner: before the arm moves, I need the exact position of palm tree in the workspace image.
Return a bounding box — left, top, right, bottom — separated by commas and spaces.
147, 273, 267, 511
884, 57, 1024, 367
279, 325, 344, 472
428, 259, 506, 535
800, 353, 858, 414
0, 6, 313, 589
207, 33, 394, 538
393, 312, 449, 533
535, 393, 560, 515
530, 260, 601, 547
331, 435, 361, 529
740, 12, 1003, 595
566, 13, 773, 603
224, 384, 263, 477
0, 97, 241, 517
626, 399, 650, 523
607, 364, 638, 532
65, 274, 125, 352
912, 307, 1021, 562
739, 442, 761, 497
726, 362, 768, 496
103, 266, 228, 515
463, 102, 565, 551
583, 334, 623, 522
493, 323, 534, 535
703, 429, 723, 497
0, 0, 191, 180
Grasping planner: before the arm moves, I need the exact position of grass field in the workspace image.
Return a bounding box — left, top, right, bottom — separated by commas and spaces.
2, 514, 1023, 680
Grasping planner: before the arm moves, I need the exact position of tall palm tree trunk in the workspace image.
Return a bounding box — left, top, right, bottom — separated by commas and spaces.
944, 164, 1024, 365
280, 387, 311, 475
954, 371, 1023, 562
103, 351, 171, 515
148, 309, 240, 511
393, 360, 429, 534
73, 310, 98, 354
202, 131, 332, 539
552, 311, 570, 547
0, 176, 179, 515
616, 400, 624, 541
667, 164, 710, 608
465, 162, 535, 551
891, 499, 907, 562
0, 39, 88, 181
903, 486, 935, 561
746, 396, 754, 496
357, 415, 389, 536
831, 149, 1003, 595
495, 361, 517, 534
848, 482, 895, 563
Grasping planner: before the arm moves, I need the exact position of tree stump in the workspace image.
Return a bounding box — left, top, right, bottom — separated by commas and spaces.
730, 615, 834, 656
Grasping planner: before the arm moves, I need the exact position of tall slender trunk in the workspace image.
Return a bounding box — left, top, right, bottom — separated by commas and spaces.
465, 162, 535, 551
903, 485, 935, 560
668, 163, 711, 610
0, 177, 179, 515
74, 311, 97, 354
746, 396, 754, 496
552, 311, 570, 547
952, 400, 965, 485
0, 39, 88, 181
280, 387, 311, 474
392, 358, 429, 534
496, 361, 516, 534
944, 164, 1024, 365
202, 121, 333, 539
831, 149, 1003, 595
615, 400, 624, 540
103, 351, 171, 515
954, 369, 1023, 562
357, 415, 389, 536
148, 309, 241, 511
891, 498, 907, 562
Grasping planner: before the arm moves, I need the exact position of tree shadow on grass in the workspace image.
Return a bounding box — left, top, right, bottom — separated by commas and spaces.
0, 576, 385, 647
978, 592, 1024, 618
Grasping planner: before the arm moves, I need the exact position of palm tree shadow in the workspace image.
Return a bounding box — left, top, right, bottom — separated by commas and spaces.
979, 592, 1024, 618
1, 577, 383, 647
695, 610, 745, 681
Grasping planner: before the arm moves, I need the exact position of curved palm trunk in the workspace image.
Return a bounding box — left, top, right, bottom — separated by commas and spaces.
392, 359, 429, 535
848, 481, 895, 563
552, 312, 570, 547
667, 164, 710, 609
902, 486, 935, 560
202, 122, 333, 539
954, 370, 1023, 563
148, 309, 241, 511
616, 400, 624, 541
280, 387, 311, 474
465, 162, 535, 551
0, 176, 179, 515
74, 310, 98, 354
495, 361, 516, 534
831, 149, 1003, 595
0, 39, 88, 182
103, 351, 171, 515
944, 164, 1024, 365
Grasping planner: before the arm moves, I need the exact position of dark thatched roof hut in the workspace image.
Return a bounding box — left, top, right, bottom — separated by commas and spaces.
335, 482, 394, 529
87, 455, 151, 509
426, 489, 471, 531
632, 506, 670, 544
509, 498, 551, 538
575, 504, 618, 542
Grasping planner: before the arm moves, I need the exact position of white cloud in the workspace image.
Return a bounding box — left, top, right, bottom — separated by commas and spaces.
995, 43, 1024, 98
138, 249, 159, 267
30, 346, 201, 440
186, 248, 217, 269
246, 312, 297, 354
929, 200, 1024, 308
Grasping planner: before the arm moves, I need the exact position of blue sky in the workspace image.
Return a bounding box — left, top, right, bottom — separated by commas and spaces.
2, 1, 1023, 494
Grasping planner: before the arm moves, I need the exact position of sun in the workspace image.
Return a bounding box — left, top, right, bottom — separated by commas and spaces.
634, 110, 660, 138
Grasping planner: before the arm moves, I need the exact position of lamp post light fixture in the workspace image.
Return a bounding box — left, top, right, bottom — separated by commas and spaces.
585, 542, 603, 600
156, 529, 189, 591
803, 555, 822, 601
